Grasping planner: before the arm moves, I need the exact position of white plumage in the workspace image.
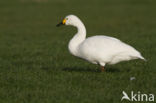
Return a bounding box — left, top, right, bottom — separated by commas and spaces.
57, 15, 145, 71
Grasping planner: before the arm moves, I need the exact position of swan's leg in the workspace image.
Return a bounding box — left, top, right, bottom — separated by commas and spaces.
101, 66, 105, 72
99, 63, 105, 72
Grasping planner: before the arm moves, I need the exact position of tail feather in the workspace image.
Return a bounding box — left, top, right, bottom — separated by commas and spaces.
138, 55, 146, 61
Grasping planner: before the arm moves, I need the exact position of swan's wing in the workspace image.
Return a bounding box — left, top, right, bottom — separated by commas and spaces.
78, 35, 143, 63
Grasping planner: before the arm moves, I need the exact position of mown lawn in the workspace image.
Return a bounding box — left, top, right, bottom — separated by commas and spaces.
0, 0, 155, 103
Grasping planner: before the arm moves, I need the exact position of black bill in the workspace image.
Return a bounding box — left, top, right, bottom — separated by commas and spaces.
56, 22, 63, 27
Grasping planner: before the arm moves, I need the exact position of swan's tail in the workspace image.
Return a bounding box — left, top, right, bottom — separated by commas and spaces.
138, 55, 146, 61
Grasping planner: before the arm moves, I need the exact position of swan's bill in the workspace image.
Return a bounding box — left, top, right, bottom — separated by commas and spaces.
56, 19, 66, 27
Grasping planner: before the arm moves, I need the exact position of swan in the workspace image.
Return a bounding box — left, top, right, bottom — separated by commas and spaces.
57, 15, 145, 72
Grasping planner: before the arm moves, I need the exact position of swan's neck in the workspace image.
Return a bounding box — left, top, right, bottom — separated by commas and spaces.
68, 22, 86, 56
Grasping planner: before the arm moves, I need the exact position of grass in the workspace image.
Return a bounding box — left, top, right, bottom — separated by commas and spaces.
0, 0, 156, 103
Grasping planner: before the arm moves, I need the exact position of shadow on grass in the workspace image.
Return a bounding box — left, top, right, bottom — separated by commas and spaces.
62, 66, 120, 73
106, 67, 120, 73
63, 67, 99, 73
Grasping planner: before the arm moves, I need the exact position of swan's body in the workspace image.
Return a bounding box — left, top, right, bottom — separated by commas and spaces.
57, 15, 145, 71
72, 35, 144, 66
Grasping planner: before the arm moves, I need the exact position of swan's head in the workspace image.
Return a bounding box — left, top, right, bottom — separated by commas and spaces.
56, 15, 82, 27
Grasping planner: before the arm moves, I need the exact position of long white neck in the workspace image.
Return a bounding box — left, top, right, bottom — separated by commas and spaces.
68, 21, 86, 56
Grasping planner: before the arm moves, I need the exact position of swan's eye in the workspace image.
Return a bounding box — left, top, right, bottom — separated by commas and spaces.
66, 18, 68, 20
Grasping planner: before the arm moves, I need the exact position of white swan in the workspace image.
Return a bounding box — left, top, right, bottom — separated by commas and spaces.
57, 15, 145, 71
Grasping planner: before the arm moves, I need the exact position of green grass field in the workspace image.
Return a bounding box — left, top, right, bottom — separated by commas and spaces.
0, 0, 156, 103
